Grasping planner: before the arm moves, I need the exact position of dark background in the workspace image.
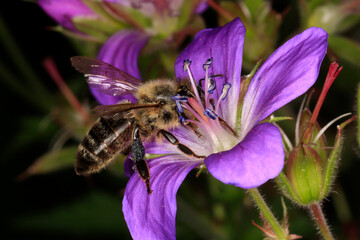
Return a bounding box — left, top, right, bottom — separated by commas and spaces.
1, 0, 360, 239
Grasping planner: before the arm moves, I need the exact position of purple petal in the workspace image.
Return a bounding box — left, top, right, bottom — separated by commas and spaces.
175, 18, 245, 128
204, 123, 284, 189
123, 155, 200, 240
241, 27, 328, 136
38, 0, 95, 31
195, 1, 208, 14
145, 127, 210, 156
92, 30, 149, 105
124, 155, 134, 178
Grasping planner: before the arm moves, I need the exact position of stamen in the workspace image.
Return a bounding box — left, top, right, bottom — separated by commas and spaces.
208, 78, 216, 94
175, 100, 183, 113
220, 83, 231, 100
173, 95, 188, 114
204, 108, 218, 120
203, 58, 213, 109
172, 95, 189, 102
187, 97, 208, 123
215, 83, 231, 111
202, 57, 213, 71
179, 115, 188, 125
183, 59, 192, 72
183, 59, 203, 109
183, 104, 222, 149
313, 113, 352, 143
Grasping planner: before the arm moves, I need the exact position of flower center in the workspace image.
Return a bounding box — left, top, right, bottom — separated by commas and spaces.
174, 58, 239, 153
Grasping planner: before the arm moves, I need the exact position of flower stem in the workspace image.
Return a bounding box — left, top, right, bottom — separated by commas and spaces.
309, 203, 335, 240
205, 0, 236, 21
43, 57, 90, 124
247, 188, 287, 240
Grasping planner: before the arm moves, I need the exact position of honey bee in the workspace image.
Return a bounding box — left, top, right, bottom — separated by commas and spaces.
71, 56, 204, 194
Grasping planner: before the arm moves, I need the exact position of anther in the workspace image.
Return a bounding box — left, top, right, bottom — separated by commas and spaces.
204, 108, 218, 120
208, 78, 216, 94
175, 100, 183, 113
179, 115, 188, 125
173, 95, 189, 114
183, 59, 192, 72
220, 83, 231, 100
202, 57, 213, 71
172, 95, 189, 102
215, 83, 232, 112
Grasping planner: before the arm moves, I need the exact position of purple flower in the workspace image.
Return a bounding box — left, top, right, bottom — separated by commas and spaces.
38, 0, 96, 32
38, 0, 206, 34
91, 30, 150, 104
107, 0, 207, 16
39, 0, 206, 105
92, 18, 327, 239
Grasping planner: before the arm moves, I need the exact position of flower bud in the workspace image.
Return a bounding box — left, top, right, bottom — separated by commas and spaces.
286, 145, 323, 204
277, 62, 356, 205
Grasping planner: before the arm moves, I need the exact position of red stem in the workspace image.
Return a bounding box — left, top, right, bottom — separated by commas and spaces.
309, 203, 335, 240
205, 0, 236, 21
43, 57, 89, 123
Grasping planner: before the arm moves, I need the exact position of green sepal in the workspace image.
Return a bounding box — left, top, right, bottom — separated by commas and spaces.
286, 145, 324, 205
48, 26, 102, 43
72, 17, 123, 42
321, 115, 356, 198
269, 116, 293, 123
82, 0, 124, 27
100, 1, 152, 29
299, 109, 327, 162
275, 172, 302, 204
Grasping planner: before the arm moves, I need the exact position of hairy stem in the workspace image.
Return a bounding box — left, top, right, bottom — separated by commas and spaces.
248, 188, 287, 240
309, 203, 335, 240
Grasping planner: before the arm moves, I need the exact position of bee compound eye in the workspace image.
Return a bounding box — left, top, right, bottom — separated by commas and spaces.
159, 101, 166, 106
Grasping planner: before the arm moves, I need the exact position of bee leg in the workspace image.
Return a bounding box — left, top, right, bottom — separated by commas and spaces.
131, 125, 152, 194
158, 130, 206, 159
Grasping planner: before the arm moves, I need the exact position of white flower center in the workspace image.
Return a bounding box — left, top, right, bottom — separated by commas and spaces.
177, 59, 239, 153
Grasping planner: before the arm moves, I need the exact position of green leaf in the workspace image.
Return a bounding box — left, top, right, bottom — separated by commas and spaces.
19, 147, 77, 179
328, 36, 360, 65
73, 17, 122, 41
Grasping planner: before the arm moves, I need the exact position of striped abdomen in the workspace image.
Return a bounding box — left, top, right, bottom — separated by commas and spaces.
75, 117, 134, 175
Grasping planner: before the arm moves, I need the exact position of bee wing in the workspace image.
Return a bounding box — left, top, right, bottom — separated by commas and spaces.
93, 102, 160, 119
71, 56, 142, 96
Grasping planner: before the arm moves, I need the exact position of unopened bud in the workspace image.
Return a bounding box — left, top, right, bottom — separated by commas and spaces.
286, 145, 324, 205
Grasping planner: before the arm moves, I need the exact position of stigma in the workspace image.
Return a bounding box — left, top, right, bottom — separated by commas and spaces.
175, 58, 239, 153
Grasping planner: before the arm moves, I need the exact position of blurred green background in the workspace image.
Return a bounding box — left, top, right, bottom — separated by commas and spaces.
1, 0, 360, 239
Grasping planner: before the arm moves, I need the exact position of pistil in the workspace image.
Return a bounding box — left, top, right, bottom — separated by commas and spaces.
183, 59, 204, 110
180, 58, 239, 152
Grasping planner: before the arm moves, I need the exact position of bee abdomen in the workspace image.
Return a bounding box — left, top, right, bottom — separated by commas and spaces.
75, 117, 133, 175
